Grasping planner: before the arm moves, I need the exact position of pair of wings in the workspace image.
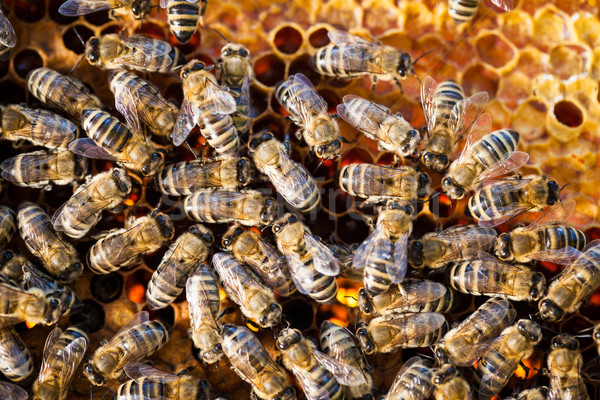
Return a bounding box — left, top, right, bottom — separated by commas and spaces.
0, 10, 16, 48
93, 219, 156, 266
186, 265, 220, 334
0, 381, 27, 400
424, 225, 498, 266
158, 159, 232, 192
123, 362, 188, 384
18, 206, 75, 261
172, 78, 237, 146
1, 151, 76, 186
278, 73, 331, 133
38, 327, 88, 387
551, 239, 600, 304
353, 220, 409, 285
391, 279, 449, 312
325, 30, 393, 75
4, 106, 77, 149
104, 311, 166, 364
383, 356, 434, 400
242, 237, 295, 297
0, 283, 53, 327
156, 235, 208, 290
372, 312, 447, 349
58, 0, 131, 15
212, 253, 271, 309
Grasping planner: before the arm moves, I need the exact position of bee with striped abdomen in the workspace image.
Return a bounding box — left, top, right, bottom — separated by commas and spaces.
0, 105, 77, 149
448, 0, 514, 24
85, 34, 186, 73
337, 95, 421, 157
52, 168, 132, 240
161, 0, 206, 43
447, 252, 546, 301
0, 326, 33, 386
249, 132, 321, 213
1, 150, 88, 190
222, 225, 296, 297
358, 278, 455, 316
419, 76, 488, 172
408, 224, 497, 270
381, 356, 434, 400
17, 202, 82, 283
154, 157, 255, 196
108, 69, 179, 140
275, 73, 341, 159
186, 264, 223, 364
474, 319, 542, 400
26, 68, 103, 123
547, 334, 588, 400
172, 60, 240, 155
146, 224, 213, 310
272, 213, 339, 304
18, 263, 79, 317
69, 108, 164, 176
355, 312, 448, 354
87, 210, 174, 274
0, 282, 66, 328
441, 113, 529, 200
354, 201, 413, 296
184, 189, 277, 227
320, 321, 373, 399
32, 326, 88, 400
466, 174, 563, 228
435, 297, 516, 366
213, 252, 282, 328
83, 311, 169, 386
0, 9, 16, 61
221, 324, 296, 400
0, 206, 15, 250
539, 240, 600, 322
58, 0, 151, 18
116, 362, 211, 400
337, 163, 430, 205
432, 364, 473, 400
218, 42, 252, 133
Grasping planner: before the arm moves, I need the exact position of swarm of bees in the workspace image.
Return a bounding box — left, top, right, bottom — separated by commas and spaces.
0, 0, 597, 399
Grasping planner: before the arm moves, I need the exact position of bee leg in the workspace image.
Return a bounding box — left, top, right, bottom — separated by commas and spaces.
217, 306, 236, 320
176, 366, 195, 375
370, 75, 379, 92
283, 134, 291, 156
394, 77, 404, 93
518, 360, 530, 379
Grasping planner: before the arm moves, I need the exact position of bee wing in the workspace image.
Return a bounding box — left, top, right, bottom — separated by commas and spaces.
186, 268, 219, 331
100, 222, 151, 266
156, 239, 192, 288
21, 264, 54, 292
353, 223, 390, 270
58, 0, 117, 15
213, 253, 267, 305
313, 349, 366, 386
525, 199, 575, 231
0, 283, 38, 327
557, 240, 600, 304
448, 91, 489, 141
161, 161, 222, 190
490, 0, 514, 12
479, 202, 534, 228
38, 327, 63, 382
0, 10, 16, 47
54, 336, 87, 384
124, 362, 180, 381
68, 138, 119, 161
454, 113, 492, 164
255, 239, 294, 296
449, 335, 506, 367
302, 234, 340, 276
10, 107, 77, 148
399, 279, 448, 304
113, 311, 149, 337
288, 74, 330, 130
476, 151, 529, 185
289, 363, 331, 400
383, 312, 447, 348
420, 76, 439, 135
263, 155, 316, 210
112, 79, 143, 134
1, 152, 64, 184
286, 253, 314, 295
384, 356, 429, 400
115, 36, 172, 64
172, 97, 201, 146
201, 80, 238, 115
390, 231, 409, 284
428, 227, 498, 264
327, 30, 387, 75
159, 0, 169, 7
338, 95, 392, 139
478, 355, 520, 400
0, 381, 28, 400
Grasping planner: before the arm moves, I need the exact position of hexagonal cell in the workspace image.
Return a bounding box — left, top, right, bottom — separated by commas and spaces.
501, 10, 533, 48
63, 25, 94, 55
70, 299, 105, 334
362, 0, 402, 36
403, 2, 433, 39
308, 27, 330, 48
319, 0, 363, 30
289, 53, 321, 83
91, 272, 124, 303
273, 25, 303, 55
475, 32, 517, 70
84, 9, 111, 26
13, 49, 43, 79
497, 71, 531, 109
546, 99, 585, 142
253, 53, 285, 87
532, 6, 572, 52
514, 48, 548, 78
573, 11, 600, 48
126, 269, 153, 304
511, 97, 548, 141
549, 44, 590, 80
14, 0, 45, 22
461, 63, 500, 98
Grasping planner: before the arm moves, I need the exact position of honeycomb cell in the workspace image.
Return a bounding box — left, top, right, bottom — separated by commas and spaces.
48, 0, 77, 24
288, 54, 320, 83
533, 6, 572, 52
252, 114, 285, 137
547, 99, 585, 142
13, 49, 43, 79
84, 9, 111, 26
308, 27, 330, 48
283, 298, 314, 331
321, 181, 352, 216
70, 299, 105, 334
14, 0, 45, 22
91, 273, 124, 303
573, 11, 600, 48
501, 10, 533, 48
144, 305, 175, 329
0, 59, 9, 78
336, 213, 370, 245
497, 71, 531, 109
515, 48, 548, 78
403, 2, 433, 40
126, 269, 153, 304
250, 85, 268, 116
461, 63, 500, 98
253, 53, 285, 87
0, 80, 26, 104
63, 25, 94, 55
549, 44, 589, 80
339, 147, 373, 167
273, 25, 303, 55
319, 0, 363, 30
475, 32, 517, 70
511, 98, 548, 141
362, 0, 402, 36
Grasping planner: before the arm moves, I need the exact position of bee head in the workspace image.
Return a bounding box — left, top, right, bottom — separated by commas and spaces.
276, 328, 302, 350
221, 225, 243, 249
112, 168, 132, 194
85, 37, 100, 64
196, 380, 211, 400
141, 151, 164, 176
355, 322, 374, 355
539, 299, 564, 322
259, 303, 282, 327
417, 172, 431, 199
441, 177, 465, 200
434, 345, 449, 365
222, 43, 250, 58
248, 131, 274, 151
181, 61, 207, 79
59, 261, 83, 283
84, 360, 106, 386
314, 139, 342, 159
275, 387, 296, 400
420, 150, 449, 173
547, 179, 561, 205
202, 343, 223, 364
529, 273, 546, 301
516, 319, 542, 344
357, 288, 374, 315
551, 334, 579, 350
131, 0, 150, 18
261, 197, 278, 225
432, 364, 457, 385
190, 224, 214, 245
154, 212, 175, 240
495, 233, 512, 261
397, 52, 414, 78
407, 240, 423, 268
45, 294, 63, 324
236, 157, 256, 186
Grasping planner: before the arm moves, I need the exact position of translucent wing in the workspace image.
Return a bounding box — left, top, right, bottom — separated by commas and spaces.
19, 207, 73, 261
212, 253, 268, 306
338, 95, 392, 139
113, 311, 149, 338
397, 279, 448, 306
1, 152, 65, 184
124, 362, 180, 381
254, 239, 294, 297
172, 97, 201, 146
10, 107, 77, 147
53, 336, 87, 385
478, 355, 519, 400
286, 253, 314, 295
428, 227, 498, 264
328, 30, 382, 49
454, 113, 493, 165
59, 0, 115, 16
68, 138, 119, 161
390, 231, 409, 284
353, 223, 389, 270
479, 202, 534, 228
0, 10, 16, 47
447, 91, 489, 141
0, 381, 28, 400
0, 283, 37, 327
554, 240, 600, 306
304, 233, 340, 276
531, 247, 583, 264
476, 151, 529, 185
21, 264, 54, 293
490, 0, 514, 12
420, 76, 439, 135
112, 79, 142, 134
289, 363, 330, 400
155, 239, 191, 290
447, 335, 505, 367
384, 356, 430, 400
38, 326, 63, 382
164, 161, 226, 190
186, 267, 219, 332
288, 74, 330, 131
114, 36, 172, 65
313, 349, 366, 386
327, 30, 387, 75
200, 80, 237, 115
382, 312, 447, 348
262, 152, 316, 211
525, 199, 575, 231
97, 222, 151, 267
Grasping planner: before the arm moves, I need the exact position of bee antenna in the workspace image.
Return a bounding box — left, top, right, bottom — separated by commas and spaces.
314, 158, 325, 174
212, 28, 231, 43
69, 54, 85, 75
185, 141, 199, 159
577, 326, 595, 334
560, 183, 570, 191
412, 49, 433, 65
412, 71, 422, 85
73, 25, 86, 47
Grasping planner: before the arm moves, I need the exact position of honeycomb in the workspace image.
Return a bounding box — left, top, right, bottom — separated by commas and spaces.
1, 0, 600, 398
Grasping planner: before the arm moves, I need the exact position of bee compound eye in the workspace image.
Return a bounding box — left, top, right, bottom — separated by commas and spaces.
239, 48, 249, 57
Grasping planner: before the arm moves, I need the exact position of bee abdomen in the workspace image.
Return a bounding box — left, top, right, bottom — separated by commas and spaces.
116, 378, 167, 400
146, 260, 196, 310
0, 326, 33, 385
474, 350, 510, 396
475, 129, 519, 168
434, 80, 464, 126
448, 0, 480, 23
199, 113, 240, 156
307, 364, 343, 400
167, 0, 201, 44
541, 225, 587, 253
311, 45, 357, 78
0, 206, 16, 250
82, 109, 132, 152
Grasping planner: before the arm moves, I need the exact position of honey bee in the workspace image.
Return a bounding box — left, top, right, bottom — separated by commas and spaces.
448, 0, 514, 24
26, 68, 103, 123
68, 108, 164, 176
58, 0, 151, 18
0, 326, 33, 386
212, 252, 282, 328
432, 364, 473, 400
435, 297, 516, 366
0, 206, 15, 250
275, 73, 341, 159
52, 168, 132, 240
0, 9, 16, 61
272, 213, 339, 303
277, 327, 366, 400
505, 387, 549, 400
319, 321, 373, 399
32, 326, 88, 400
1, 150, 88, 190
474, 319, 542, 400
85, 34, 186, 73
0, 381, 27, 400
222, 225, 297, 297
447, 252, 546, 301
184, 189, 277, 226
407, 224, 497, 270
539, 240, 600, 322
115, 362, 211, 400
495, 201, 587, 264
354, 201, 413, 296
83, 311, 169, 386
381, 356, 434, 400
310, 30, 417, 89
108, 69, 179, 139
357, 278, 455, 316
466, 174, 563, 228
87, 210, 174, 274
154, 157, 255, 196
420, 76, 488, 172
218, 42, 253, 133
328, 242, 362, 281
0, 282, 66, 327
337, 95, 421, 157
186, 264, 223, 364
0, 105, 77, 149
147, 224, 213, 310
17, 202, 82, 283
171, 60, 240, 155
162, 0, 206, 43
355, 312, 448, 354
441, 113, 529, 199
220, 324, 296, 400
546, 334, 588, 400
337, 163, 430, 205
249, 132, 321, 213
